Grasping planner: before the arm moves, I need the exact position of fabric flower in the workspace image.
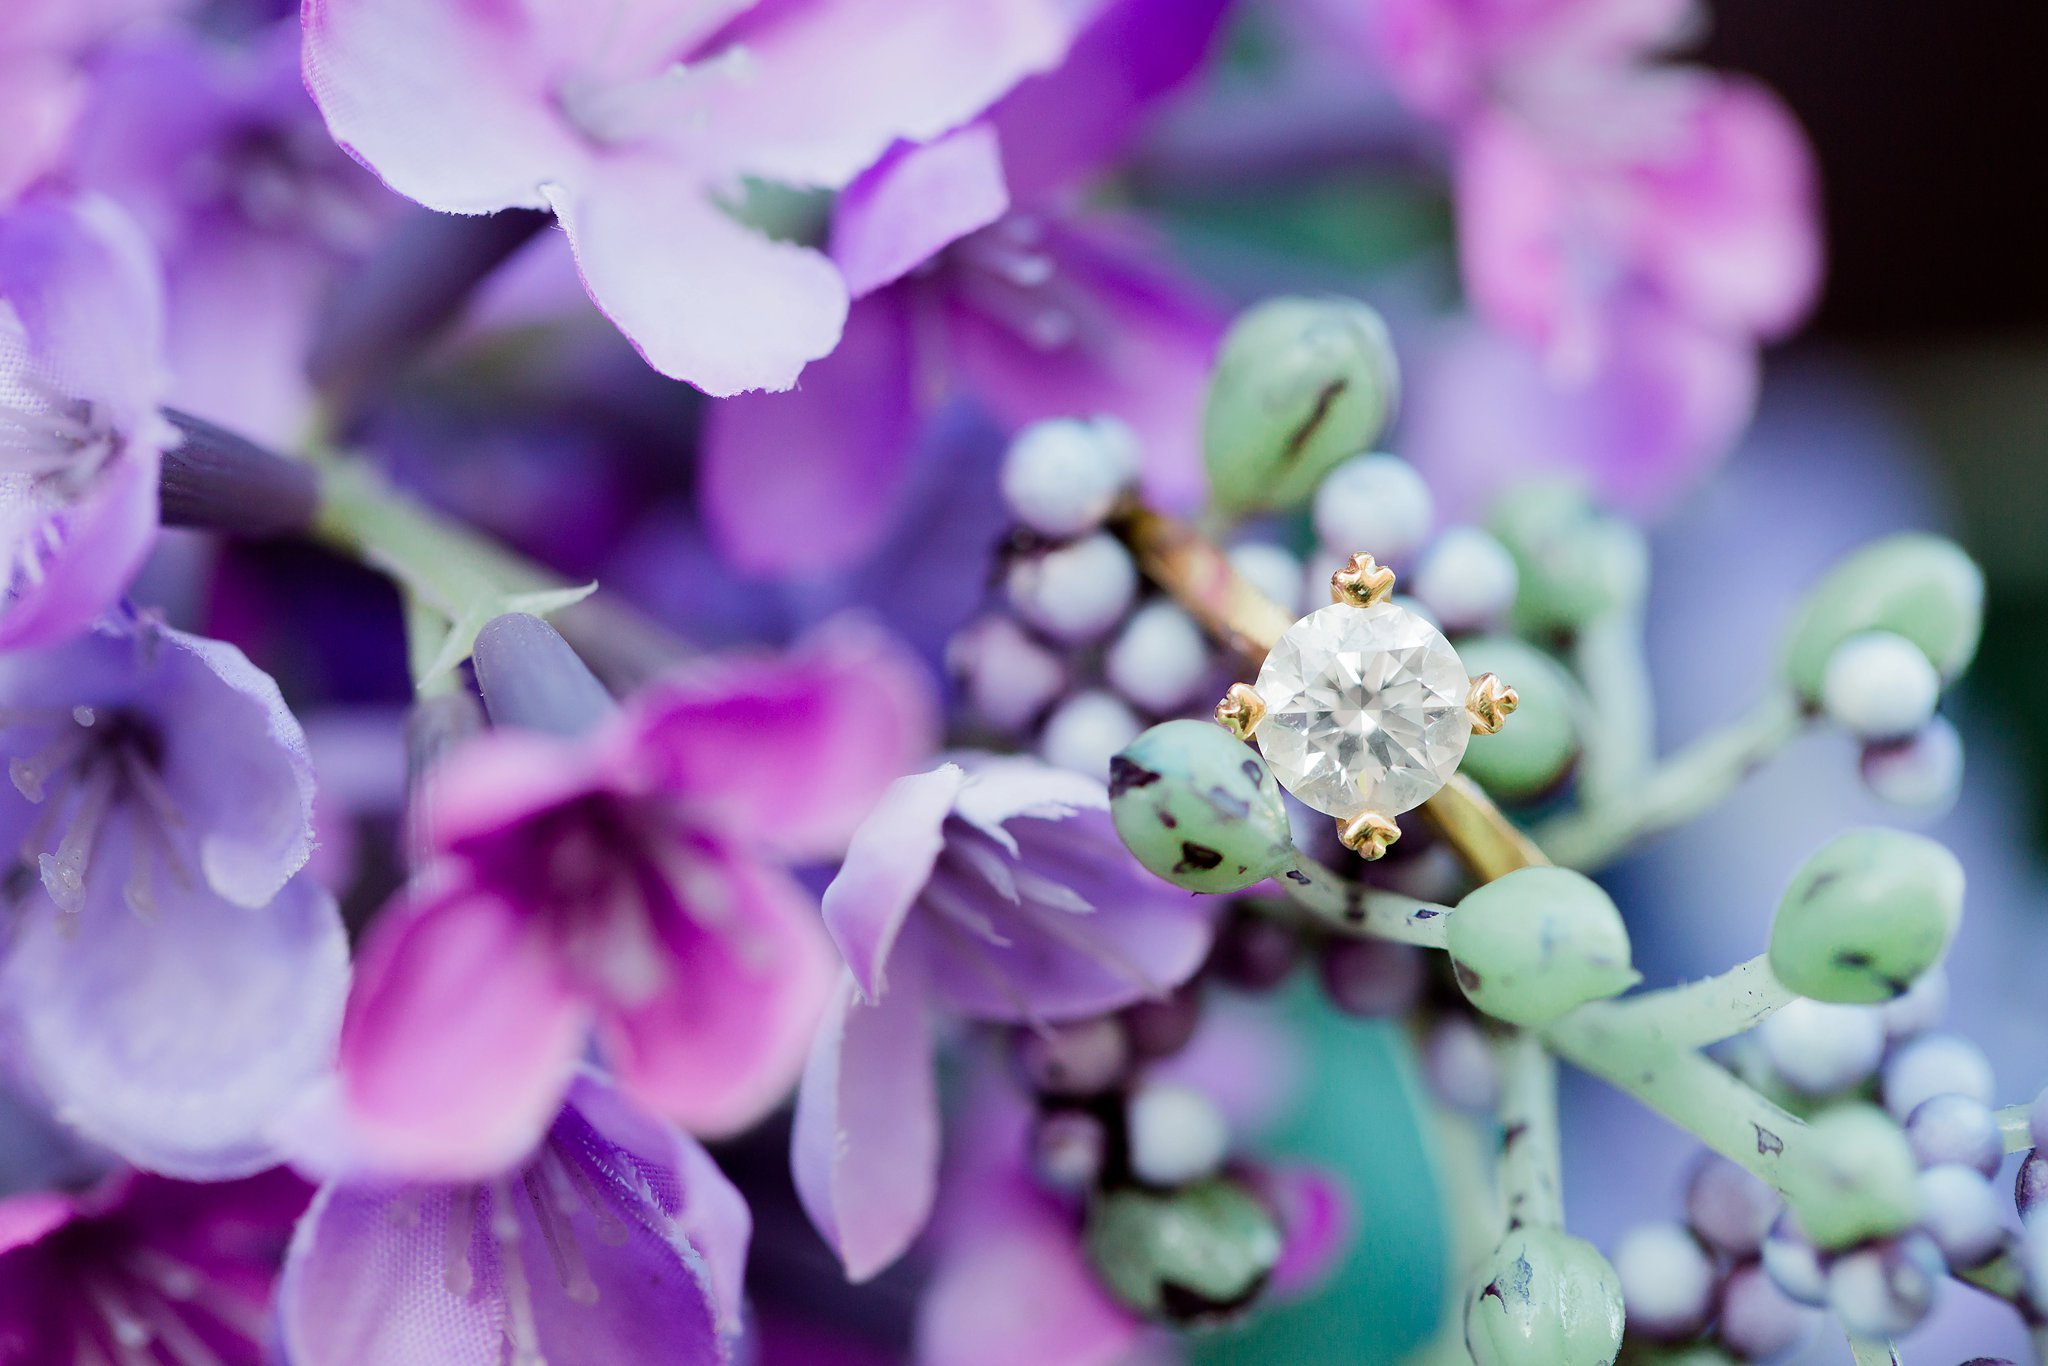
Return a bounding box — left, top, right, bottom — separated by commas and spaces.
0, 1166, 310, 1364
0, 0, 179, 204
66, 20, 397, 444
791, 757, 1214, 1281
0, 615, 342, 1177
280, 1070, 750, 1366
301, 0, 1078, 396
340, 617, 937, 1176
0, 191, 174, 649
702, 0, 1230, 573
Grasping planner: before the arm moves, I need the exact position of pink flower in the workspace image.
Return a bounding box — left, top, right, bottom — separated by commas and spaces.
339, 616, 938, 1177
301, 0, 1079, 396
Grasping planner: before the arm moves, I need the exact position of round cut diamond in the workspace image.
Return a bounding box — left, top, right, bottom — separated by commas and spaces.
1252, 602, 1471, 817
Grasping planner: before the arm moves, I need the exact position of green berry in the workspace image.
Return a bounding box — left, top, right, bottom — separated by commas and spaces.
1464, 1226, 1625, 1366
1779, 1104, 1919, 1248
1781, 533, 1983, 701
1488, 482, 1649, 636
1768, 828, 1964, 1004
1455, 637, 1582, 801
1083, 1179, 1283, 1324
1110, 720, 1295, 893
1448, 868, 1639, 1026
1202, 297, 1399, 515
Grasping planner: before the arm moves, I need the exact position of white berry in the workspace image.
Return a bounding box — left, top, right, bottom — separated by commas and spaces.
1000, 416, 1139, 537
1758, 997, 1886, 1097
1228, 540, 1302, 610
1822, 631, 1941, 739
1883, 1031, 1995, 1117
1860, 716, 1963, 812
1104, 600, 1211, 714
1313, 454, 1433, 565
1126, 1081, 1229, 1186
1039, 689, 1142, 778
1613, 1222, 1716, 1338
1916, 1164, 2005, 1267
949, 616, 1066, 732
1411, 527, 1518, 632
1007, 532, 1137, 642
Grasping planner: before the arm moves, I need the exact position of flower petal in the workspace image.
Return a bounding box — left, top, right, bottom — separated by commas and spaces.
791, 966, 941, 1282
630, 615, 939, 863
831, 126, 1010, 298
0, 444, 159, 652
0, 872, 348, 1179
544, 159, 849, 396
300, 0, 591, 214
598, 856, 838, 1137
698, 289, 921, 573
341, 883, 589, 1179
819, 765, 964, 1000
1258, 1163, 1355, 1300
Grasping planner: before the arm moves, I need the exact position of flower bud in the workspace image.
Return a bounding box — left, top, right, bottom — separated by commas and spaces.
1202, 297, 1399, 515
1488, 482, 1648, 636
1454, 636, 1581, 801
1463, 1226, 1624, 1366
1768, 828, 1964, 1004
1084, 1179, 1282, 1324
1110, 721, 1296, 893
1447, 867, 1638, 1026
1781, 1104, 1920, 1249
1782, 532, 1983, 702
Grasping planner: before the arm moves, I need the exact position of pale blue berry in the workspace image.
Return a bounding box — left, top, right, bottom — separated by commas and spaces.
1758, 998, 1886, 1097
1007, 532, 1137, 642
1105, 600, 1211, 714
1881, 964, 1949, 1040
1883, 1032, 1995, 1118
1822, 630, 1941, 740
1313, 453, 1432, 565
1916, 1163, 2006, 1267
1717, 1262, 1814, 1360
1127, 1082, 1230, 1187
1000, 416, 1138, 537
1228, 540, 1303, 610
1905, 1094, 2003, 1176
950, 615, 1066, 732
1040, 689, 1142, 777
1761, 1211, 1828, 1305
1412, 527, 1518, 633
1860, 716, 1964, 813
1826, 1235, 1941, 1337
1612, 1222, 1715, 1339
1686, 1151, 1781, 1258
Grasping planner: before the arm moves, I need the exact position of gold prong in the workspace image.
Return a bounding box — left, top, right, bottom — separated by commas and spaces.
1337, 811, 1401, 861
1330, 552, 1396, 608
1467, 673, 1519, 735
1213, 682, 1267, 740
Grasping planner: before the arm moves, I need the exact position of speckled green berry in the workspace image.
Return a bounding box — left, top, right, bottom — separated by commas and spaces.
1489, 482, 1649, 636
1456, 637, 1582, 801
1464, 1226, 1625, 1366
1202, 297, 1399, 515
1780, 1104, 1919, 1249
1768, 828, 1963, 1004
1782, 533, 1983, 701
1110, 720, 1295, 893
1448, 867, 1639, 1026
1084, 1179, 1282, 1324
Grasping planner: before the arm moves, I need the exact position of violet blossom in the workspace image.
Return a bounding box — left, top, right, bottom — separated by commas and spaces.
0, 0, 178, 205
0, 614, 345, 1178
66, 19, 397, 444
703, 0, 1231, 573
280, 1069, 749, 1366
791, 757, 1214, 1281
340, 616, 937, 1176
300, 0, 1079, 397
0, 1166, 310, 1364
0, 191, 174, 650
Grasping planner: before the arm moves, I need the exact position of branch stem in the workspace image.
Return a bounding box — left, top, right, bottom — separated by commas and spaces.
1497, 1031, 1563, 1231
1272, 856, 1452, 947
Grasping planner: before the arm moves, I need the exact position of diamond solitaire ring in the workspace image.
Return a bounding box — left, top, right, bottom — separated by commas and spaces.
1213, 552, 1518, 860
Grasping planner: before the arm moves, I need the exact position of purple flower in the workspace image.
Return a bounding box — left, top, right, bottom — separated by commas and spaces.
702, 0, 1231, 573
0, 192, 174, 649
0, 1166, 311, 1364
300, 0, 1078, 396
280, 1070, 749, 1366
791, 757, 1213, 1280
340, 619, 938, 1176
0, 615, 343, 1177
0, 0, 179, 203
66, 20, 397, 444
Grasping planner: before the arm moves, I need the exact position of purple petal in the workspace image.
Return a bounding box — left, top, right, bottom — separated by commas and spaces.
0, 57, 84, 205
915, 1177, 1141, 1366
599, 856, 838, 1138
629, 616, 939, 863
0, 871, 348, 1179
791, 967, 940, 1282
545, 158, 850, 396
421, 726, 608, 860
705, 0, 1075, 190
155, 625, 317, 908
1257, 1163, 1355, 1299
0, 444, 159, 652
699, 290, 921, 573
832, 126, 1010, 298
819, 765, 964, 1001
0, 1190, 75, 1255
947, 214, 1222, 514
986, 0, 1234, 200
300, 0, 592, 214
949, 755, 1107, 849
341, 883, 589, 1179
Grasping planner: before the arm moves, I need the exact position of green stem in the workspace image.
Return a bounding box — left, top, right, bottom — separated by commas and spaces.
1589, 955, 1795, 1050
1570, 610, 1655, 809
1542, 1011, 1812, 1192
1846, 1334, 1900, 1365
1535, 691, 1806, 869
1997, 1103, 2036, 1154
1496, 1032, 1563, 1231
1272, 856, 1452, 948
